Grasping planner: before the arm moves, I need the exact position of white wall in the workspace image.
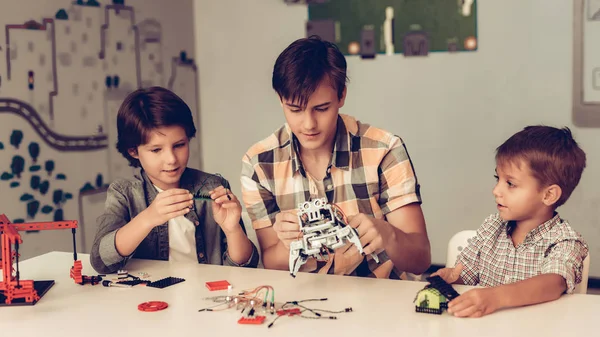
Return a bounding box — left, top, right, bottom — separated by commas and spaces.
194, 0, 600, 276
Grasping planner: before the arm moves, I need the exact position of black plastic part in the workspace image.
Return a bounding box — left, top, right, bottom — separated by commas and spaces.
425, 275, 460, 300
146, 276, 185, 289
415, 306, 443, 315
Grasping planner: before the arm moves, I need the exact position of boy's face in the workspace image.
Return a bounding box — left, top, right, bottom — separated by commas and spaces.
129, 125, 189, 190
492, 160, 550, 222
281, 80, 346, 154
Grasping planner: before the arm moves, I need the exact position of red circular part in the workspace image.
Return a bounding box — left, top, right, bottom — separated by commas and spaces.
138, 301, 168, 312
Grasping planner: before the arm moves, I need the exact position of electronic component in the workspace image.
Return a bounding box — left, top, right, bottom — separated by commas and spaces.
117, 269, 128, 280
276, 308, 301, 316
102, 280, 132, 288
267, 298, 351, 328
116, 279, 149, 286
205, 280, 231, 291
192, 173, 227, 200
238, 316, 266, 324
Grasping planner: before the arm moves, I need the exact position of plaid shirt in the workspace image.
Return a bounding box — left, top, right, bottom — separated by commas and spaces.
457, 213, 588, 294
241, 114, 422, 278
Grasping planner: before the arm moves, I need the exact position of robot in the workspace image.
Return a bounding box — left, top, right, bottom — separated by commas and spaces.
288, 198, 379, 277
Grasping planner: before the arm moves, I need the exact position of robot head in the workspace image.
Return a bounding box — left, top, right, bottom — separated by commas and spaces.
298, 198, 327, 223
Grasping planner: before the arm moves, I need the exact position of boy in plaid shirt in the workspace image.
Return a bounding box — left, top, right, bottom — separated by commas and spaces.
241, 36, 431, 278
434, 125, 588, 318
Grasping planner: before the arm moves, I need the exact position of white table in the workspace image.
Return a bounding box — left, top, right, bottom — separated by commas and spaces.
1, 252, 598, 336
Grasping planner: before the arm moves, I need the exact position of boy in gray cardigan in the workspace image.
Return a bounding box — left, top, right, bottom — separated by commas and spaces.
90, 87, 258, 274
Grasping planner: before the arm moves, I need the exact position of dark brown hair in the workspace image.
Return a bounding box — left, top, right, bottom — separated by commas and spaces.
496, 125, 586, 207
116, 86, 196, 167
272, 36, 348, 108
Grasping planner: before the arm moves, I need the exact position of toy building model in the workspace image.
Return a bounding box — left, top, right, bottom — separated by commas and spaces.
288, 198, 379, 277
414, 286, 449, 314
414, 275, 461, 315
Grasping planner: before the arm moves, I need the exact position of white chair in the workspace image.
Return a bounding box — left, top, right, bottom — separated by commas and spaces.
446, 230, 590, 295
574, 254, 590, 294
445, 230, 476, 267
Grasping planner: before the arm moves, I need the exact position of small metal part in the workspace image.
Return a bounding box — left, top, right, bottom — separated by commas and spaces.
117, 269, 128, 280
102, 280, 132, 288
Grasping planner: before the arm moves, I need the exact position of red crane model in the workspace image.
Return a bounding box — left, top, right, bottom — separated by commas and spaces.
0, 213, 101, 306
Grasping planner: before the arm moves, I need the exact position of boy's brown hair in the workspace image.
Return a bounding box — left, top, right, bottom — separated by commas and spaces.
272, 35, 348, 109
116, 86, 196, 167
495, 125, 586, 208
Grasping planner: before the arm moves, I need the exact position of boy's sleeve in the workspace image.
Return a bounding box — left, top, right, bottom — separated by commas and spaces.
377, 136, 422, 215
541, 239, 588, 294
240, 154, 279, 230
223, 241, 260, 268
219, 176, 260, 268
90, 182, 132, 274
456, 215, 497, 285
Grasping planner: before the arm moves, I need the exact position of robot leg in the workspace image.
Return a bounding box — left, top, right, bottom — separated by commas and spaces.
289, 240, 307, 277
347, 227, 380, 264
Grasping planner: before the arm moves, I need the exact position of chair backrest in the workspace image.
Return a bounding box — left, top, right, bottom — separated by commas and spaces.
574, 254, 590, 294
446, 230, 477, 267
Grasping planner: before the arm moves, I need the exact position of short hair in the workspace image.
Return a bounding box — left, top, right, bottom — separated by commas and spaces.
495, 125, 586, 207
116, 86, 196, 167
272, 36, 348, 108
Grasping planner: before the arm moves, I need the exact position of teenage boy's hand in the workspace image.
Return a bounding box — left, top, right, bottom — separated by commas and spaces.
448, 287, 500, 318
210, 186, 242, 234
145, 188, 193, 226
431, 264, 464, 284
333, 243, 363, 275
273, 210, 301, 250
347, 213, 392, 256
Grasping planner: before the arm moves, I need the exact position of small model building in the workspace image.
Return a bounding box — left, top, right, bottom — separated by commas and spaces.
414, 286, 449, 314
414, 275, 461, 315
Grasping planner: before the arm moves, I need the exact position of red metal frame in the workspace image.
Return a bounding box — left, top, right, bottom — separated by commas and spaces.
0, 214, 83, 305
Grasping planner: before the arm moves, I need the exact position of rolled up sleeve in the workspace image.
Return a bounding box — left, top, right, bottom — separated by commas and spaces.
541, 239, 588, 294
90, 182, 133, 274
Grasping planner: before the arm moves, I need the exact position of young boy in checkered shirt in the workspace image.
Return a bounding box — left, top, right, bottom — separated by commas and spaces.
433, 125, 588, 318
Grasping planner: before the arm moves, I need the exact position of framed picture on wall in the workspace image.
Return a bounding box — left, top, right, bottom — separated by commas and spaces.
573, 0, 600, 127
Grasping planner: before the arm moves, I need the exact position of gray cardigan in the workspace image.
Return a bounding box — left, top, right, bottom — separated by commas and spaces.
90, 167, 259, 274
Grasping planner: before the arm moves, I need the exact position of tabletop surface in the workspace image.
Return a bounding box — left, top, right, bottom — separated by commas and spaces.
1, 252, 598, 336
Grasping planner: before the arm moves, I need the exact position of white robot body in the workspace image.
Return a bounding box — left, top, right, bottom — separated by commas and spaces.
288, 198, 379, 277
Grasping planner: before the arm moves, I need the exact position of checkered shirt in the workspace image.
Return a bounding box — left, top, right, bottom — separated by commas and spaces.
241, 114, 422, 278
456, 213, 588, 294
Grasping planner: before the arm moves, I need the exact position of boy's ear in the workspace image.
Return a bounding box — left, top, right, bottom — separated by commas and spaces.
542, 184, 562, 206
128, 148, 139, 159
